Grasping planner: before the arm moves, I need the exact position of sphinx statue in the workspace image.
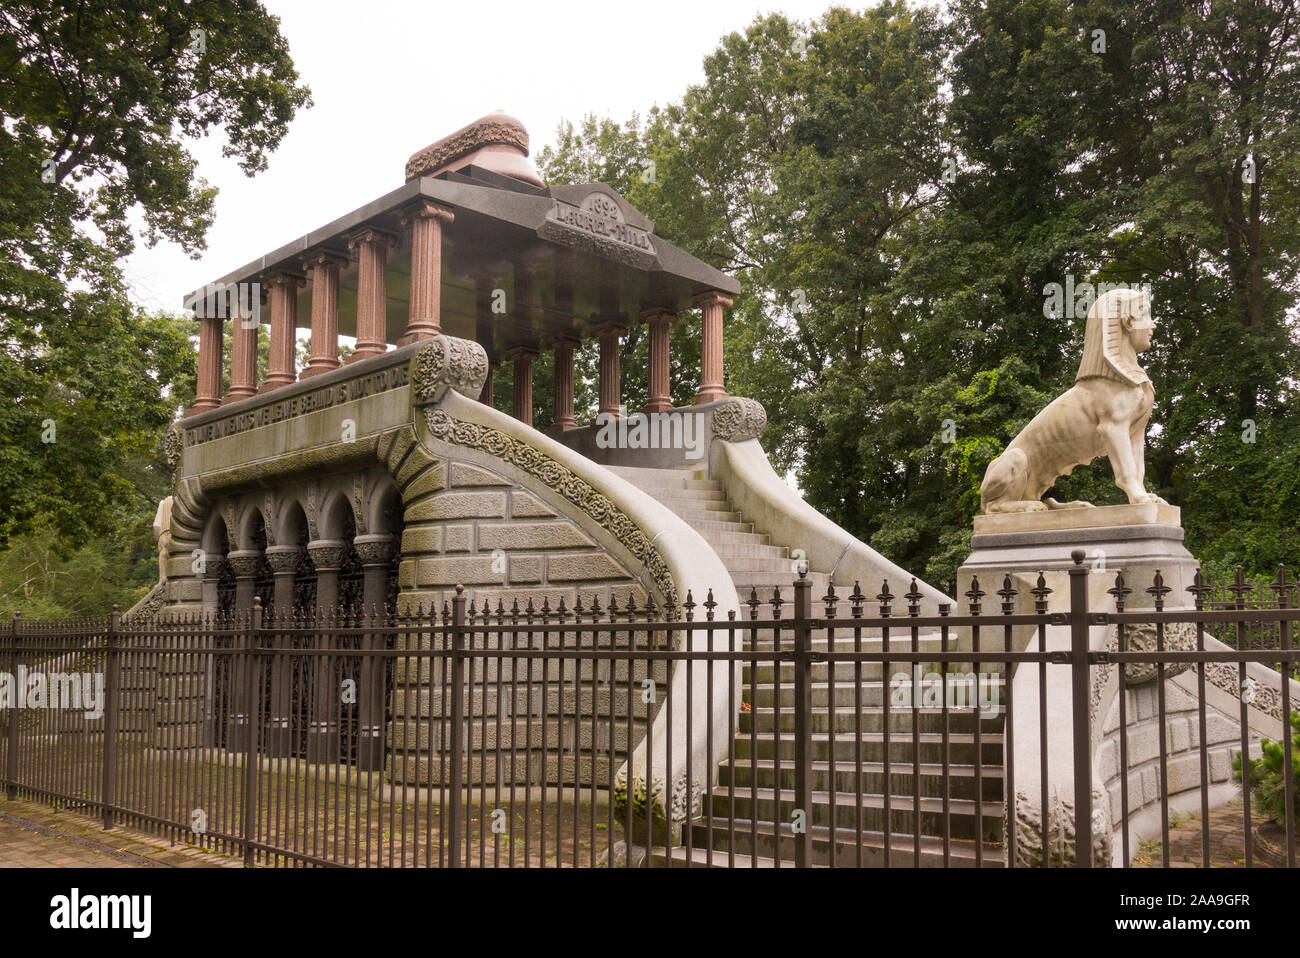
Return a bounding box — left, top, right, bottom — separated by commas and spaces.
979, 287, 1167, 513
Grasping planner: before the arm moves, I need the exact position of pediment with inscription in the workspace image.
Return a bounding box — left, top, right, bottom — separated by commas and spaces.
540, 186, 657, 269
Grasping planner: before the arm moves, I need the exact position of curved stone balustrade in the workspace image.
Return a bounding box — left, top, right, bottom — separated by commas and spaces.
410, 335, 741, 841
711, 434, 951, 615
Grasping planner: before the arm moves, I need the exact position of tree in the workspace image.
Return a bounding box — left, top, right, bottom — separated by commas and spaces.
0, 1, 311, 549
535, 0, 1300, 587
1075, 0, 1300, 575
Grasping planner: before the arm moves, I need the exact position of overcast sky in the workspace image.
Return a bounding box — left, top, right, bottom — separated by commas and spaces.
121, 0, 839, 314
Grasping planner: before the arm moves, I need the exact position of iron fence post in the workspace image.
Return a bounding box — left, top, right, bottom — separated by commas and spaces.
5, 612, 20, 800
1068, 549, 1092, 867
793, 573, 813, 869
241, 597, 262, 866
448, 585, 467, 868
101, 604, 121, 829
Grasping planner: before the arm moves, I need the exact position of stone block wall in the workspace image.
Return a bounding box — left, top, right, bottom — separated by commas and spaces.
388, 453, 668, 788
395, 458, 649, 614
1097, 677, 1241, 843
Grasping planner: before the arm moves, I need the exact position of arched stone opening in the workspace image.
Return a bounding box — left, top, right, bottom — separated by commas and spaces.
338, 507, 365, 620
200, 511, 238, 749
287, 504, 317, 619
376, 484, 404, 617
205, 518, 236, 621
264, 502, 317, 758
227, 504, 274, 619
174, 460, 413, 767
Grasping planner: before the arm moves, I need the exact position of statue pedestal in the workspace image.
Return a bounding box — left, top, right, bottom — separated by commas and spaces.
960, 503, 1196, 607
956, 502, 1202, 686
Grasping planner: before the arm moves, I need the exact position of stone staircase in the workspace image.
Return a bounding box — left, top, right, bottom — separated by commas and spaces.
605, 464, 832, 599
605, 463, 1006, 867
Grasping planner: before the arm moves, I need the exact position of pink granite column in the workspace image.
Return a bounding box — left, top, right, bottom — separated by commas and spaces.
191, 312, 224, 413
507, 346, 539, 426
641, 307, 677, 413
596, 323, 626, 417
348, 227, 397, 363
302, 250, 348, 378
261, 271, 305, 391
692, 291, 731, 404
550, 336, 579, 431
400, 199, 454, 345
225, 296, 260, 403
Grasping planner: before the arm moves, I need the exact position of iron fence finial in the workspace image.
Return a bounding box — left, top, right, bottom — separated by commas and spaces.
997, 575, 1017, 614
1186, 568, 1211, 610
1031, 571, 1052, 613
1146, 569, 1170, 610
1108, 571, 1131, 612
905, 578, 924, 616
1269, 564, 1292, 609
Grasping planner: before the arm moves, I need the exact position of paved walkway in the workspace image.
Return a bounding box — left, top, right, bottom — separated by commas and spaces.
1131, 799, 1275, 867
0, 801, 243, 868
0, 796, 1278, 869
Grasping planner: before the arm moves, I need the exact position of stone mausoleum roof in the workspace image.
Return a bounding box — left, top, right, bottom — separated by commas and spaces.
185, 110, 739, 361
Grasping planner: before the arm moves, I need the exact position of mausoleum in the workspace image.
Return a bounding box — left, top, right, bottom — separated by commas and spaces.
139, 112, 1293, 866
149, 111, 934, 838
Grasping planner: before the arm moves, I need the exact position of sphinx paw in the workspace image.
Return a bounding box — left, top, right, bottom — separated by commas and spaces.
1045, 498, 1094, 510
1134, 493, 1168, 506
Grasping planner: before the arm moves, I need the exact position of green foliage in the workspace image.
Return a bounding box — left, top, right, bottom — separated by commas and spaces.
1233, 710, 1300, 827
536, 0, 1300, 589
0, 527, 158, 618
0, 1, 309, 607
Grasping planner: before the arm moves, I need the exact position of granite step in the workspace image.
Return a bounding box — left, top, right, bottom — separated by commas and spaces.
703, 784, 1005, 841
711, 544, 789, 560
715, 758, 1004, 801
733, 731, 1005, 765
698, 530, 772, 546
673, 508, 743, 523
685, 819, 1004, 868
651, 495, 733, 511
648, 845, 797, 868
604, 464, 697, 484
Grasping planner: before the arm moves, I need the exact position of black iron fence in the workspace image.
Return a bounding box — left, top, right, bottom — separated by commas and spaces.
1, 552, 1296, 867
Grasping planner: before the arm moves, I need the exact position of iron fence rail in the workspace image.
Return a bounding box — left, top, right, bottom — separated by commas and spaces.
1, 556, 1297, 868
